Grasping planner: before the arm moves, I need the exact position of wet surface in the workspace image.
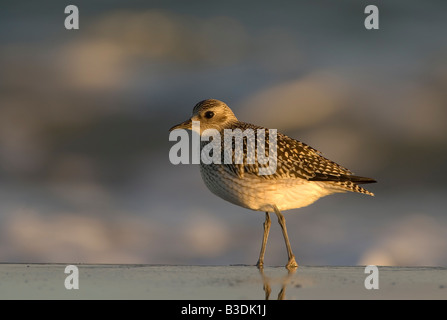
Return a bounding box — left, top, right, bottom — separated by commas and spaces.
0, 264, 446, 299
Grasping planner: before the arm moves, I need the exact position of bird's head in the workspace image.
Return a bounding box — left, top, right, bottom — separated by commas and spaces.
169, 99, 238, 134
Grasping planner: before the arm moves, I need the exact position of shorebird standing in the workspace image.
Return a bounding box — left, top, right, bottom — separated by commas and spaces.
169, 99, 376, 269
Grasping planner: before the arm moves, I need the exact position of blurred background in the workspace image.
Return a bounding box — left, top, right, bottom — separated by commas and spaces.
1, 0, 446, 266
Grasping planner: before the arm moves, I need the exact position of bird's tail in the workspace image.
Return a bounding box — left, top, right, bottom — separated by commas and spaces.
345, 175, 377, 184
313, 174, 377, 196
331, 180, 375, 196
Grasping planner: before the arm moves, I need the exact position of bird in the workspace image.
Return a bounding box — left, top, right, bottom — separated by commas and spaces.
169, 99, 376, 269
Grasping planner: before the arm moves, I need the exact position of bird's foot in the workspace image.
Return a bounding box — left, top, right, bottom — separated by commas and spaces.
285, 256, 298, 269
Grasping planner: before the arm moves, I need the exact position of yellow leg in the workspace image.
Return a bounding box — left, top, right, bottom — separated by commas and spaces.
256, 212, 271, 268
273, 205, 298, 269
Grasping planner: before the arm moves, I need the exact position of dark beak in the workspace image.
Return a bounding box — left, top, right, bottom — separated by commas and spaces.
169, 118, 192, 131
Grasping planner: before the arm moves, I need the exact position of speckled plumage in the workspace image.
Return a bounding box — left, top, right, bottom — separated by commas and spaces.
207, 120, 375, 196
170, 99, 376, 268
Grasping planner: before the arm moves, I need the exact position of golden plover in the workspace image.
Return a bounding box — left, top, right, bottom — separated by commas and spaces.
169, 99, 376, 269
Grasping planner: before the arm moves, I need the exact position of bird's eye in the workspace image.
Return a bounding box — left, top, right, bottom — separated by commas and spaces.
204, 111, 214, 119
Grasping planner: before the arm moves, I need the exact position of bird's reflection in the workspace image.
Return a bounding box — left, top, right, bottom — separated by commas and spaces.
258, 267, 297, 300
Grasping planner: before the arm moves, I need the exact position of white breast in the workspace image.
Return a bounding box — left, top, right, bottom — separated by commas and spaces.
200, 164, 342, 212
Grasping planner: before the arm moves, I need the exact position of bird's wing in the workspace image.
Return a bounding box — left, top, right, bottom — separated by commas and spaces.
262, 131, 353, 180
202, 122, 375, 195
215, 123, 352, 180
